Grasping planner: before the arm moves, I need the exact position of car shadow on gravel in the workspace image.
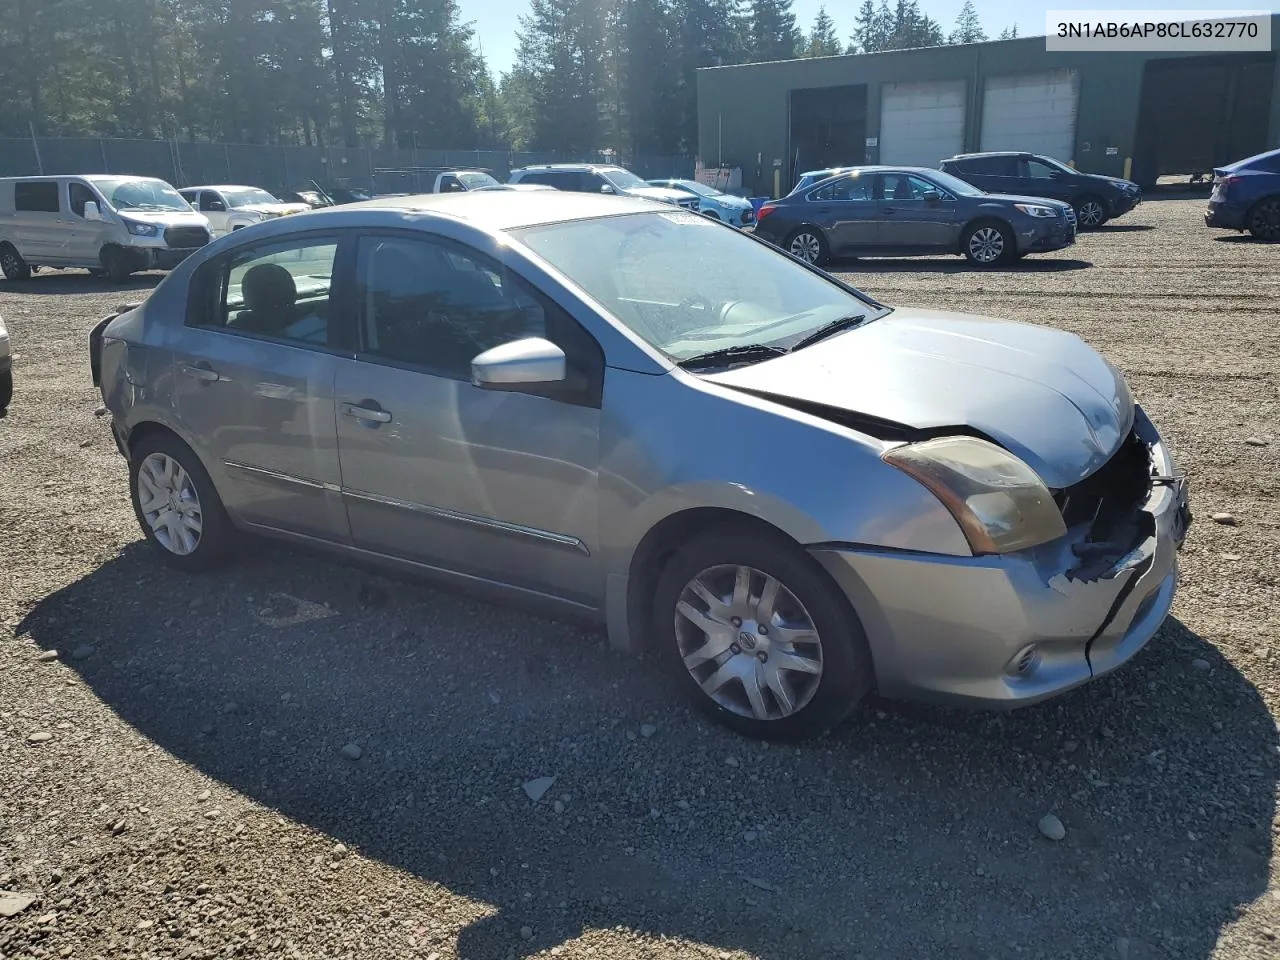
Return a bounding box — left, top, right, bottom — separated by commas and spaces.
0, 272, 162, 296
17, 541, 1279, 960
1091, 224, 1155, 233
833, 257, 1092, 274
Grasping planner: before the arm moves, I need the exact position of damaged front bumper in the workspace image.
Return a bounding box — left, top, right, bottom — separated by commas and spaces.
809, 408, 1191, 708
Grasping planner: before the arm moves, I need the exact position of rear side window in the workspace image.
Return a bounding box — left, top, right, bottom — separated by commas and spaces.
974, 156, 1020, 176
518, 171, 571, 189
15, 181, 60, 213
809, 176, 874, 201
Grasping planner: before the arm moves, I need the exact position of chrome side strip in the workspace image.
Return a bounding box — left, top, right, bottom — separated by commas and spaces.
224, 460, 341, 493
342, 486, 591, 556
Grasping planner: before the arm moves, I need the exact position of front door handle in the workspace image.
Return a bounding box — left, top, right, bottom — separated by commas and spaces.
341, 401, 392, 424
179, 362, 220, 382
882, 207, 898, 214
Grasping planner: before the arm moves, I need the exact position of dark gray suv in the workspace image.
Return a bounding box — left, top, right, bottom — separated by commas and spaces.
752, 166, 1076, 267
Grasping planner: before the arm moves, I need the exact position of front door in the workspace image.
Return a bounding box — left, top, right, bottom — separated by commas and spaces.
197, 190, 232, 236
333, 232, 603, 606
1023, 158, 1075, 204
66, 180, 108, 264
173, 231, 350, 541
875, 173, 963, 250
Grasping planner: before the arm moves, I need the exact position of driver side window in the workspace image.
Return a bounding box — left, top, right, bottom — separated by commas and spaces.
68, 182, 98, 218
354, 235, 547, 381
200, 192, 226, 212
1026, 160, 1059, 180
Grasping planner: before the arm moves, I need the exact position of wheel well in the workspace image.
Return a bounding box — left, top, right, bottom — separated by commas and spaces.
625, 508, 798, 654
1246, 194, 1280, 220
125, 421, 182, 458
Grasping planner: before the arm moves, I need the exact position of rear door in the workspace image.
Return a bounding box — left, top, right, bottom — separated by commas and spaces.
805, 175, 878, 253
875, 173, 964, 250
11, 180, 64, 262
966, 155, 1022, 194
173, 231, 350, 541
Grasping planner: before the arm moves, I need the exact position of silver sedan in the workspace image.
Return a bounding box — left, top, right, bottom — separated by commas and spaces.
89, 191, 1192, 740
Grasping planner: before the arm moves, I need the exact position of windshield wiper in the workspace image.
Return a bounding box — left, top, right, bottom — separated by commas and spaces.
787, 313, 867, 353
677, 344, 787, 369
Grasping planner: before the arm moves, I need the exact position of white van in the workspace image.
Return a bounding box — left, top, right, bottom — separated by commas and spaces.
0, 175, 213, 283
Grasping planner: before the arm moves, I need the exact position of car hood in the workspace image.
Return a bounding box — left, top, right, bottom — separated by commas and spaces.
626, 186, 693, 204
237, 203, 311, 216
702, 308, 1134, 489
116, 209, 211, 228
1088, 174, 1138, 190
981, 193, 1075, 212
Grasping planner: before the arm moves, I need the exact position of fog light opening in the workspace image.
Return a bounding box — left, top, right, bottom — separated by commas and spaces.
1007, 644, 1041, 677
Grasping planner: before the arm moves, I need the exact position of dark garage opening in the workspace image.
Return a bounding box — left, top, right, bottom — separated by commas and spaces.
1133, 53, 1275, 187
789, 85, 868, 191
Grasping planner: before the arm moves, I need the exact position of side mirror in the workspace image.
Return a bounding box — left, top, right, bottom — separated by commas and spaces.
471, 337, 566, 389
208, 200, 226, 211
83, 201, 101, 221
922, 190, 942, 203
600, 184, 615, 194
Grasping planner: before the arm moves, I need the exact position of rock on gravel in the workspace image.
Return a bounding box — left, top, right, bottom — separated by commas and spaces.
1244, 437, 1268, 446
1210, 512, 1237, 525
35, 649, 59, 662
341, 742, 363, 761
523, 776, 556, 803
26, 731, 53, 744
1038, 814, 1067, 842
70, 644, 95, 660
0, 891, 37, 917
1191, 658, 1211, 672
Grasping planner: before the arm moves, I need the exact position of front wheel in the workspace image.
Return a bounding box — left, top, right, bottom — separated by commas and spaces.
785, 228, 828, 266
653, 527, 873, 740
101, 246, 135, 284
1074, 196, 1108, 229
962, 221, 1015, 266
129, 432, 236, 571
0, 369, 12, 414
0, 244, 32, 282
1247, 197, 1280, 242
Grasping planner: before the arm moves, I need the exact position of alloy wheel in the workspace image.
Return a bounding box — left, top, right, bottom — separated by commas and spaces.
137, 452, 204, 556
1077, 200, 1106, 227
1, 251, 20, 275
1250, 199, 1280, 241
674, 564, 824, 721
968, 227, 1005, 263
789, 232, 822, 264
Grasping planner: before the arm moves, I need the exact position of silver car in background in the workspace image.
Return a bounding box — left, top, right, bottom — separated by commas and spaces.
89, 191, 1191, 740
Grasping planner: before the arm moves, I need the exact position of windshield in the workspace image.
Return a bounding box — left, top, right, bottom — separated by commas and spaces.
925, 169, 987, 197
223, 187, 281, 208
90, 177, 191, 212
512, 211, 886, 362
601, 168, 648, 190
459, 171, 501, 189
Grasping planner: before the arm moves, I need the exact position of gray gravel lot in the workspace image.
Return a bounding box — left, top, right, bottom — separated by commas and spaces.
2, 199, 1278, 960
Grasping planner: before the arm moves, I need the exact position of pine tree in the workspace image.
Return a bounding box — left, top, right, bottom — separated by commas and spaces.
746, 0, 801, 62
949, 0, 986, 43
805, 6, 842, 56
998, 22, 1019, 39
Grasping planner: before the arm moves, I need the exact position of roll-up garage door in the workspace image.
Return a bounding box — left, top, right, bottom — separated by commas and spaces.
980, 69, 1080, 162
879, 80, 967, 167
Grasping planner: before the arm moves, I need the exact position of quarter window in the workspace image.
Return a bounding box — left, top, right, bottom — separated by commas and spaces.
195, 238, 338, 347
355, 235, 547, 380
15, 181, 60, 213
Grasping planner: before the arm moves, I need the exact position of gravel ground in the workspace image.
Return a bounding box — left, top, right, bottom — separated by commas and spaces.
2, 199, 1278, 960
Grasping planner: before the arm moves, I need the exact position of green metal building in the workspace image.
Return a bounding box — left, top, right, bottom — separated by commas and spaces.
696, 20, 1280, 197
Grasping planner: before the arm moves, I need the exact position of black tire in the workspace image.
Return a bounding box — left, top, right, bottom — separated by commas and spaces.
784, 227, 829, 266
0, 369, 12, 414
961, 220, 1016, 266
1074, 195, 1108, 229
86, 268, 106, 278
129, 431, 236, 572
101, 246, 134, 284
0, 243, 32, 282
653, 525, 873, 741
1247, 197, 1280, 242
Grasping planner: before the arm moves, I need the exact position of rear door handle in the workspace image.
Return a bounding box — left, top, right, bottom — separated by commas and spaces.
341, 401, 392, 424
179, 362, 220, 382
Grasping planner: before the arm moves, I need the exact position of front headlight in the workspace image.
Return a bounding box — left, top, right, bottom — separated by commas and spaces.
1014, 203, 1058, 219
123, 219, 160, 237
883, 436, 1066, 555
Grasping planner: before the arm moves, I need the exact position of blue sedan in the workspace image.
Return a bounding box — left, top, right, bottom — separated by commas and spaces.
646, 179, 755, 227
1205, 147, 1280, 241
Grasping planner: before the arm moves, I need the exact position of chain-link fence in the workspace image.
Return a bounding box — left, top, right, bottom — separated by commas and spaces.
0, 137, 694, 194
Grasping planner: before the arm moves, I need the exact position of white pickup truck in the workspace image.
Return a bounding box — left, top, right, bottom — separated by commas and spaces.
429, 170, 503, 192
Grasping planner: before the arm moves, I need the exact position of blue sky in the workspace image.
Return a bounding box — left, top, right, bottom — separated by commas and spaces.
467, 0, 1262, 76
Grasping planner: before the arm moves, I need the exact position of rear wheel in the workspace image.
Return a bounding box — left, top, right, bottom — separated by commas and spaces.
0, 370, 12, 414
962, 221, 1015, 266
1247, 197, 1280, 242
1074, 196, 1108, 229
0, 244, 32, 282
785, 228, 828, 266
653, 526, 873, 740
129, 432, 236, 571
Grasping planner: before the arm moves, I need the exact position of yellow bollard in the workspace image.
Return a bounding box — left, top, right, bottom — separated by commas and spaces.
1124, 156, 1133, 181
773, 168, 780, 198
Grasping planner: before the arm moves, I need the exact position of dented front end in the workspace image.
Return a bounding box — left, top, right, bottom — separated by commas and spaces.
808, 405, 1190, 708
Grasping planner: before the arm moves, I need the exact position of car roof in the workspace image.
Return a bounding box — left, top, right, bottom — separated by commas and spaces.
799, 166, 857, 176
512, 163, 622, 173
944, 152, 1026, 160
300, 189, 660, 230
181, 184, 267, 192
